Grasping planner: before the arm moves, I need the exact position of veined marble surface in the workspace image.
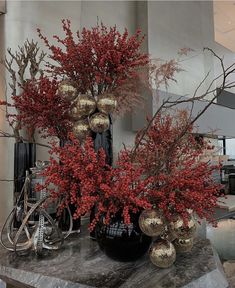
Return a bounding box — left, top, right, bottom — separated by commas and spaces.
0, 225, 229, 288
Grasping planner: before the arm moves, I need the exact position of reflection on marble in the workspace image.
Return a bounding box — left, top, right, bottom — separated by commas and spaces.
207, 219, 235, 260
0, 224, 229, 288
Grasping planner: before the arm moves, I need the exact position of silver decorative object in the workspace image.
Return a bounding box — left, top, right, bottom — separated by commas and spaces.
0, 161, 69, 255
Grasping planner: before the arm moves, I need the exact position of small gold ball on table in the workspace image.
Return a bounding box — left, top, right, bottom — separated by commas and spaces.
169, 215, 197, 240
173, 237, 194, 253
149, 239, 176, 268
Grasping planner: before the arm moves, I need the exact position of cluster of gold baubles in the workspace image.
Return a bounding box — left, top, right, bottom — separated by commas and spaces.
139, 209, 196, 269
58, 80, 117, 138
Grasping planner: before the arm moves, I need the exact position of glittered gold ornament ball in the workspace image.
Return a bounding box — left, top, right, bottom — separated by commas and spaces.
68, 106, 82, 121
149, 239, 176, 268
57, 80, 78, 101
138, 209, 166, 237
89, 112, 110, 133
169, 215, 196, 240
173, 237, 193, 253
97, 93, 117, 114
161, 226, 177, 242
72, 119, 91, 139
75, 94, 96, 117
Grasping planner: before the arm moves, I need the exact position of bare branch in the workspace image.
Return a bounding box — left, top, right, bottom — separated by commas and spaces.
1, 40, 47, 141
131, 48, 235, 163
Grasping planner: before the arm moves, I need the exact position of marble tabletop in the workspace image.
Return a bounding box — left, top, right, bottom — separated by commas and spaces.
0, 224, 229, 288
217, 195, 235, 212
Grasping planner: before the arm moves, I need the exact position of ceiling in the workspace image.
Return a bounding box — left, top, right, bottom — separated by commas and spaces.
214, 1, 235, 52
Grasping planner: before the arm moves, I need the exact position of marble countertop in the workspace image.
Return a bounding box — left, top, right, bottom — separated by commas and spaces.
217, 195, 235, 212
0, 224, 229, 288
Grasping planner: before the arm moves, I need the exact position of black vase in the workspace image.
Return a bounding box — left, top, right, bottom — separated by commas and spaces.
14, 142, 36, 227
92, 117, 113, 166
90, 116, 113, 238
95, 212, 152, 262
14, 142, 36, 195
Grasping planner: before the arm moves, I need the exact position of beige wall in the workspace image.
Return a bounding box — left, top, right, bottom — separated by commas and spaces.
148, 1, 235, 97
0, 1, 5, 14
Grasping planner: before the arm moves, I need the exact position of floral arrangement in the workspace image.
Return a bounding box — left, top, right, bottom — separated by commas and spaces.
40, 135, 151, 231
40, 111, 220, 232
2, 19, 233, 266
0, 20, 224, 228
37, 19, 149, 114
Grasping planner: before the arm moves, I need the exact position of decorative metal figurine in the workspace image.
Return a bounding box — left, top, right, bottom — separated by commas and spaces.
0, 161, 73, 256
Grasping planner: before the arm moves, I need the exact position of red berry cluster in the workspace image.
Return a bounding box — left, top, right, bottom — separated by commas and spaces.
11, 77, 73, 139
132, 112, 221, 224
38, 111, 221, 230
37, 19, 149, 113
37, 134, 151, 231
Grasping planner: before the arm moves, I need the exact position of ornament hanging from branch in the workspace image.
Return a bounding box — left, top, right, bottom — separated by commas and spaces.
57, 79, 78, 101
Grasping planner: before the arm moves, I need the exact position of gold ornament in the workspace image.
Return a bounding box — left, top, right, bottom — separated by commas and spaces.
149, 239, 176, 268
75, 94, 96, 117
173, 237, 193, 253
161, 226, 177, 242
72, 119, 91, 139
97, 93, 117, 114
57, 80, 78, 101
169, 215, 196, 240
68, 106, 82, 121
89, 112, 110, 133
138, 209, 166, 237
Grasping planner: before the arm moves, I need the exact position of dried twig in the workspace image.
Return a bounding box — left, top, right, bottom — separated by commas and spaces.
131, 48, 235, 160
0, 40, 46, 142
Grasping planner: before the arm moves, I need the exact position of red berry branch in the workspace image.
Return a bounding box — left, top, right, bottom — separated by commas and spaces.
39, 134, 151, 230
0, 40, 46, 142
12, 76, 72, 139
39, 111, 221, 230
37, 19, 149, 114
132, 111, 221, 224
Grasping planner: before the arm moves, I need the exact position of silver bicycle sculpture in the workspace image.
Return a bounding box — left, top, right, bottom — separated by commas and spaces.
0, 161, 73, 255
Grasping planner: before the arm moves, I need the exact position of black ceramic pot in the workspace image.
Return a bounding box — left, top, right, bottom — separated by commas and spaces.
95, 212, 152, 262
